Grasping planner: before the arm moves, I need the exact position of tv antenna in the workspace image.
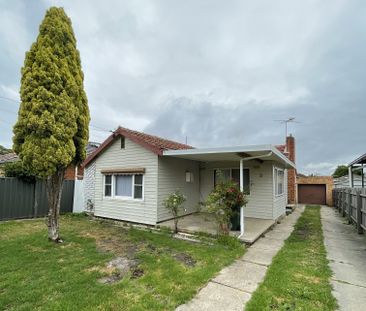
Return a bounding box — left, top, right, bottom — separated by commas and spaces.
274, 117, 300, 139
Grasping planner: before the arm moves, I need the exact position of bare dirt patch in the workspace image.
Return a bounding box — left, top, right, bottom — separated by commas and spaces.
173, 252, 196, 267
97, 257, 141, 284
79, 227, 142, 258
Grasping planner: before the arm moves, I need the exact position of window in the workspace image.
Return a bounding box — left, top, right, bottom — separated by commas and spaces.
275, 168, 284, 196
115, 175, 132, 197
121, 136, 125, 149
185, 171, 194, 183
104, 175, 112, 197
104, 174, 144, 200
214, 168, 250, 194
134, 174, 143, 199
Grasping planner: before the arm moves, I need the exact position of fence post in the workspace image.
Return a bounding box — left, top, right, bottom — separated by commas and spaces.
356, 191, 363, 234
338, 190, 341, 212
347, 189, 352, 224
33, 180, 38, 218
342, 190, 346, 217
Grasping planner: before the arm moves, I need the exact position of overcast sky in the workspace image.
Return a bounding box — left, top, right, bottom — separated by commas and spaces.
0, 0, 365, 175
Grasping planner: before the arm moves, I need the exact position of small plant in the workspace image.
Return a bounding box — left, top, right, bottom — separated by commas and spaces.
163, 190, 186, 233
205, 179, 247, 235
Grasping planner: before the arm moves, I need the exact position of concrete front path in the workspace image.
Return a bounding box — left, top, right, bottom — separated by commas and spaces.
321, 206, 366, 311
176, 206, 305, 311
160, 213, 275, 244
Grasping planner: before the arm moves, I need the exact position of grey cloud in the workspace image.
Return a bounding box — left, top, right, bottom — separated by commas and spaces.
0, 0, 365, 175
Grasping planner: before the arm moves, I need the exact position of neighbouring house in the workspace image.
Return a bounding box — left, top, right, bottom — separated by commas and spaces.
348, 153, 366, 188
0, 152, 19, 176
297, 175, 334, 206
0, 142, 100, 179
334, 175, 364, 188
64, 142, 100, 180
82, 126, 296, 235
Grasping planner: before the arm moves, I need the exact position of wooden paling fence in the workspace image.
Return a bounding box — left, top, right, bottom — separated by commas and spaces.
333, 188, 366, 234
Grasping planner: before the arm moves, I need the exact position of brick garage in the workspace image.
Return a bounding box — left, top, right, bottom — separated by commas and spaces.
297, 176, 334, 206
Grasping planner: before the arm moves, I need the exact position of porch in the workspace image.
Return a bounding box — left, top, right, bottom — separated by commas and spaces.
159, 212, 275, 244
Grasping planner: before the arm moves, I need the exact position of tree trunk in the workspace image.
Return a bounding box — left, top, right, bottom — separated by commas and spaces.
174, 219, 179, 234
46, 169, 65, 242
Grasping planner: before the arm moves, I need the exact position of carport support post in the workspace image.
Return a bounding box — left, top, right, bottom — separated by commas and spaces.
348, 166, 353, 187
239, 159, 245, 238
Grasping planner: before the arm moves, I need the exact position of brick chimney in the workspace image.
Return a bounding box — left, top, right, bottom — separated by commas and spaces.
286, 134, 296, 204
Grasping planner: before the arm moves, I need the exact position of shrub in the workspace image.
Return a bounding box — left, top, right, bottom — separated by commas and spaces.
163, 190, 186, 233
205, 179, 247, 235
4, 161, 36, 183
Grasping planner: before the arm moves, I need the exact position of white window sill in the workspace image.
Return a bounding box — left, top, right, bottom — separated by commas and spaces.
103, 196, 144, 202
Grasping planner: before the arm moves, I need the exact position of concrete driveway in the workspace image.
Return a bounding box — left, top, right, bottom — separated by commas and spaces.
321, 206, 366, 311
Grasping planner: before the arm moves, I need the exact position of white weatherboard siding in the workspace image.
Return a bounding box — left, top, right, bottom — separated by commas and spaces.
157, 157, 200, 222
94, 137, 158, 225
84, 161, 96, 211
273, 166, 287, 219
200, 161, 275, 219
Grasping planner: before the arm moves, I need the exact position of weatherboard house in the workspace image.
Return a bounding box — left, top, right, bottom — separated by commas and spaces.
82, 127, 296, 236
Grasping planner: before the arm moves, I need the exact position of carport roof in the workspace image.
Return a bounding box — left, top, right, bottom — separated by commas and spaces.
163, 144, 296, 168
349, 153, 366, 166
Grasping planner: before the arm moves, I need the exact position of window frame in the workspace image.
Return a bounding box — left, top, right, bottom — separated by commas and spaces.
103, 173, 144, 201
104, 174, 113, 197
274, 167, 285, 197
213, 167, 251, 194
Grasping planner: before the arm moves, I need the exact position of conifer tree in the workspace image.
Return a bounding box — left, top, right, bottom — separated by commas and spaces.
13, 7, 90, 242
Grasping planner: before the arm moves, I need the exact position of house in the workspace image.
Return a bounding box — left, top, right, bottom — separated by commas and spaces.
64, 142, 100, 180
334, 175, 363, 188
0, 142, 100, 179
0, 152, 19, 176
82, 126, 296, 235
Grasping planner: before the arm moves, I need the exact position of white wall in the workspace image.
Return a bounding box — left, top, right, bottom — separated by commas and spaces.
73, 180, 85, 213
157, 157, 200, 222
94, 137, 158, 225
84, 161, 96, 211
273, 166, 287, 219
200, 160, 281, 220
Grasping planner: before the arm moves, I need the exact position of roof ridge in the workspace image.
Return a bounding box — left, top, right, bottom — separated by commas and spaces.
117, 126, 193, 149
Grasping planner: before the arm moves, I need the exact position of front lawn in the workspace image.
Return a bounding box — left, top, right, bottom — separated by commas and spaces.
0, 214, 244, 311
245, 206, 337, 311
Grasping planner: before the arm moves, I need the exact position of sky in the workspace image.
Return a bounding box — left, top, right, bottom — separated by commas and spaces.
0, 0, 365, 175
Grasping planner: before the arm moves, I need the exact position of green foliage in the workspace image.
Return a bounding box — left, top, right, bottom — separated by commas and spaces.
4, 161, 36, 183
163, 190, 186, 218
217, 235, 242, 249
13, 7, 90, 178
332, 164, 361, 178
205, 177, 247, 235
163, 190, 186, 233
0, 145, 12, 155
332, 165, 349, 178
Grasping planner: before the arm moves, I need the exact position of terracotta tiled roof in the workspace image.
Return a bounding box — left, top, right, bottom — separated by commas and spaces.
275, 144, 286, 153
86, 142, 100, 156
0, 153, 19, 164
83, 126, 193, 167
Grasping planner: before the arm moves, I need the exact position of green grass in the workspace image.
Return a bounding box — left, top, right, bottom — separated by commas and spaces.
0, 214, 244, 311
245, 206, 337, 311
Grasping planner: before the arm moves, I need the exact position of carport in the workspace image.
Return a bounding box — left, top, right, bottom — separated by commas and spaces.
348, 153, 366, 188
